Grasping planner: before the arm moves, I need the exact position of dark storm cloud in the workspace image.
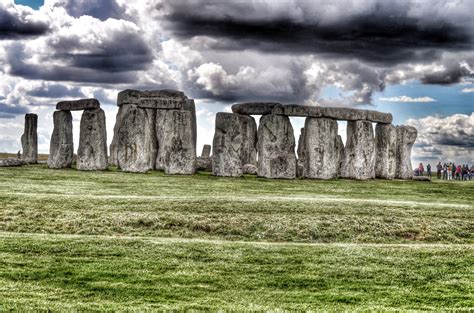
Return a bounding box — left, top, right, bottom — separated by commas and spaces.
164, 1, 472, 65
54, 0, 127, 21
0, 102, 28, 118
26, 84, 85, 98
0, 4, 49, 39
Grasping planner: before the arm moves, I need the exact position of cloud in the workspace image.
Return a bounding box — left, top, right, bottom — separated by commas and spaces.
379, 96, 437, 102
461, 87, 474, 93
407, 113, 474, 164
49, 0, 127, 21
0, 0, 49, 39
0, 102, 29, 118
163, 0, 473, 65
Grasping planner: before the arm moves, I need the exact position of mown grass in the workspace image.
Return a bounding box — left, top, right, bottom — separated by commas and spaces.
0, 233, 472, 311
0, 165, 472, 243
0, 164, 473, 310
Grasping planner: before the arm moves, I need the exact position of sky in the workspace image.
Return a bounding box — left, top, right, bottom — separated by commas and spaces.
0, 0, 473, 166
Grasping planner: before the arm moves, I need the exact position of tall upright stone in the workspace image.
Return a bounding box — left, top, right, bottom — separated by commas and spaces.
109, 106, 123, 166
375, 123, 397, 179
158, 110, 196, 175
21, 113, 38, 163
257, 114, 296, 179
297, 127, 305, 160
303, 117, 339, 179
336, 135, 345, 176
116, 104, 157, 173
48, 110, 73, 169
77, 108, 108, 171
212, 113, 256, 177
395, 125, 417, 180
341, 120, 375, 180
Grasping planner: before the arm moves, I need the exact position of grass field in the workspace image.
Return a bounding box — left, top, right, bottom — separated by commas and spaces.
0, 164, 473, 310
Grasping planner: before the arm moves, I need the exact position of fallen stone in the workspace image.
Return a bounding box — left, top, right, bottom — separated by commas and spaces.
395, 125, 417, 180
341, 120, 375, 180
56, 98, 100, 111
231, 102, 281, 115
196, 156, 212, 171
77, 108, 108, 171
201, 144, 211, 157
116, 104, 157, 173
0, 158, 27, 167
48, 110, 74, 169
242, 163, 257, 175
118, 89, 186, 106
303, 117, 339, 179
375, 123, 397, 179
157, 110, 196, 175
212, 113, 255, 177
257, 114, 296, 179
413, 176, 431, 181
21, 113, 38, 163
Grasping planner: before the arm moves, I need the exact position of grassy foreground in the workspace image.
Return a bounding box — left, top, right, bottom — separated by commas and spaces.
0, 165, 473, 310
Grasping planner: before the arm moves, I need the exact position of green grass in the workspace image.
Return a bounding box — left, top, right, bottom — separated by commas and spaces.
0, 165, 473, 310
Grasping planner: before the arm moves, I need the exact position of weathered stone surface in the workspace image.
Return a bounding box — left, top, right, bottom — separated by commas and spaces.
201, 144, 211, 157
0, 158, 27, 167
183, 99, 197, 150
116, 104, 157, 173
137, 98, 186, 110
341, 120, 375, 180
413, 176, 430, 181
56, 98, 100, 111
48, 110, 73, 169
257, 114, 296, 179
231, 102, 281, 115
375, 123, 397, 179
212, 113, 255, 177
395, 125, 417, 180
77, 108, 108, 171
271, 105, 392, 123
242, 164, 257, 175
196, 156, 212, 171
297, 127, 305, 160
336, 135, 345, 176
21, 113, 38, 163
156, 110, 196, 175
303, 117, 339, 179
109, 106, 123, 166
118, 89, 186, 106
240, 115, 258, 166
273, 104, 323, 118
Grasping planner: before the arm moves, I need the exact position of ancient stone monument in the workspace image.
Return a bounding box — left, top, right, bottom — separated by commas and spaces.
375, 123, 397, 179
21, 113, 38, 163
395, 125, 418, 179
112, 89, 197, 174
197, 144, 212, 171
48, 99, 107, 170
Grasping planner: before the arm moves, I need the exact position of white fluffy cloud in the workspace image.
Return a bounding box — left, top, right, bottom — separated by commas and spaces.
461, 87, 474, 93
379, 96, 437, 102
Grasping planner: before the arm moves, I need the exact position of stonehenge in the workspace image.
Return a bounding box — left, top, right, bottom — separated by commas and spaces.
48, 99, 107, 170
341, 120, 376, 180
21, 113, 38, 163
27, 90, 417, 181
48, 110, 74, 169
77, 108, 108, 170
113, 89, 197, 174
257, 114, 296, 179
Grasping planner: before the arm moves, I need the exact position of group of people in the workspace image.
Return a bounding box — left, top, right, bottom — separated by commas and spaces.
416, 162, 474, 180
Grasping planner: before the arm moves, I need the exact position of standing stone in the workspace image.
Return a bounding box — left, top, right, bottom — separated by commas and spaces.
48, 110, 73, 169
240, 115, 258, 166
109, 106, 123, 167
341, 120, 375, 180
336, 135, 345, 176
212, 113, 252, 177
375, 123, 397, 179
303, 117, 339, 179
395, 125, 417, 180
157, 110, 196, 175
116, 104, 157, 173
201, 144, 211, 157
297, 127, 305, 160
21, 114, 38, 163
77, 108, 108, 171
257, 114, 296, 179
